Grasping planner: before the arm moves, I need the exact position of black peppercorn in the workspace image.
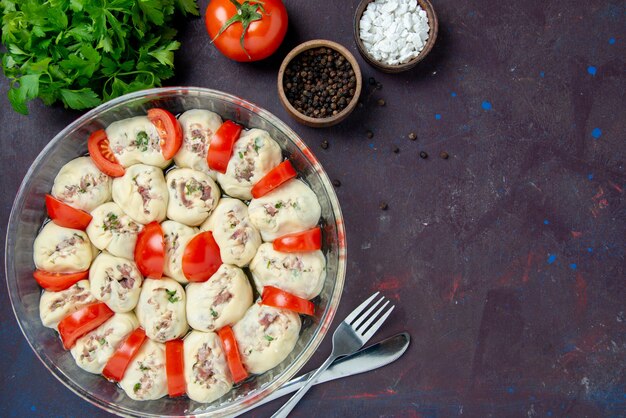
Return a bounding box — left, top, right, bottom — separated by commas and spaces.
321, 140, 329, 150
283, 47, 356, 119
439, 151, 449, 159
419, 151, 428, 159
408, 132, 417, 140
368, 77, 376, 85
379, 201, 388, 210
392, 145, 400, 154
377, 99, 385, 107
366, 130, 374, 139
332, 179, 341, 187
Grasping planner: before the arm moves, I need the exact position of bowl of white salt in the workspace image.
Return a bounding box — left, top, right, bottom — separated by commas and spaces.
354, 0, 438, 73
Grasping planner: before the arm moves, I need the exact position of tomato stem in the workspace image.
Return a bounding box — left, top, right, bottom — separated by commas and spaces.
210, 0, 267, 60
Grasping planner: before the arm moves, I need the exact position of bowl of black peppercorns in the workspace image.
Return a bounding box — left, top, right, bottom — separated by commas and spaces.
278, 40, 362, 128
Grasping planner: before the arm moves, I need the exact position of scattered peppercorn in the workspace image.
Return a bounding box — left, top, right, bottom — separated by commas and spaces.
368, 77, 376, 85
392, 145, 400, 153
408, 132, 417, 140
439, 151, 449, 159
379, 201, 388, 210
419, 151, 428, 159
377, 98, 386, 107
366, 130, 374, 139
321, 140, 329, 150
332, 179, 341, 187
283, 47, 356, 118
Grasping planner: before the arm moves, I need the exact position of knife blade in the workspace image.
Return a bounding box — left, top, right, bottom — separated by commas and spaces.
231, 332, 410, 416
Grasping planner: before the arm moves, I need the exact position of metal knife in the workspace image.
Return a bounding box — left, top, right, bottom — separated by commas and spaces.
232, 332, 410, 417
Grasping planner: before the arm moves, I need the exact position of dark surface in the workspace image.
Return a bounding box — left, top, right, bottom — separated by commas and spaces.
1, 0, 625, 417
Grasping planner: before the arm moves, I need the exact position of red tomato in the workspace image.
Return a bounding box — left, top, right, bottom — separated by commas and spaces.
251, 160, 296, 199
165, 340, 186, 397
45, 194, 93, 230
206, 120, 242, 174
273, 227, 322, 253
261, 286, 315, 316
217, 326, 248, 383
134, 222, 165, 279
147, 108, 183, 160
102, 328, 147, 382
58, 303, 114, 350
205, 0, 288, 62
87, 129, 125, 177
33, 269, 88, 292
182, 231, 222, 282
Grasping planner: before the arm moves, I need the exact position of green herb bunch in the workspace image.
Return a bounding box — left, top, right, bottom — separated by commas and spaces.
0, 0, 198, 115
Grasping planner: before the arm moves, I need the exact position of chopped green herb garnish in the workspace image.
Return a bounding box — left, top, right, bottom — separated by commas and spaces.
185, 182, 201, 195
135, 131, 150, 152
264, 335, 274, 342
238, 151, 244, 159
267, 260, 271, 269
166, 289, 180, 303
138, 363, 150, 371
133, 383, 141, 393
98, 337, 106, 345
275, 202, 283, 209
253, 137, 264, 153
210, 308, 218, 318
103, 212, 121, 231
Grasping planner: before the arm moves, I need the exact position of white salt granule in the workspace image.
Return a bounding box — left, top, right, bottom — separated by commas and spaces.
359, 0, 430, 65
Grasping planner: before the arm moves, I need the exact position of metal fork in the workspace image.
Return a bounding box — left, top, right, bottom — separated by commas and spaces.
271, 292, 395, 418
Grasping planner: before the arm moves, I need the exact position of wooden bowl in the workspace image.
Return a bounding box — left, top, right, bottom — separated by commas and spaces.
353, 0, 438, 73
277, 40, 362, 128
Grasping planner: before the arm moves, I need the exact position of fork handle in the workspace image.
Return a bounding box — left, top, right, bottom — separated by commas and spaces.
271, 354, 338, 418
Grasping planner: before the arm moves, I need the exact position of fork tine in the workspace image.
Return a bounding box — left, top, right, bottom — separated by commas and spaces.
360, 305, 395, 343
355, 299, 389, 332
352, 296, 385, 330
344, 291, 379, 324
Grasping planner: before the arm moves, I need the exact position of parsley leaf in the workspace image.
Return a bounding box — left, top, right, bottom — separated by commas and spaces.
166, 289, 180, 303
0, 0, 197, 114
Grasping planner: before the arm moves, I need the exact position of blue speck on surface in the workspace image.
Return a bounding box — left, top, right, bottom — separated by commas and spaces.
369, 143, 375, 149
588, 173, 594, 180
587, 66, 597, 75
591, 128, 602, 139
547, 411, 553, 417
547, 254, 557, 264
563, 343, 576, 353
588, 247, 593, 253
451, 92, 457, 97
435, 114, 441, 120
609, 38, 616, 44
31, 406, 36, 412
507, 387, 515, 394
540, 71, 545, 77
570, 263, 577, 270
544, 219, 550, 225
481, 101, 492, 110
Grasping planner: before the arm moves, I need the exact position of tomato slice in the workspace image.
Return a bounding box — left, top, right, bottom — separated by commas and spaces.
217, 326, 248, 383
182, 231, 222, 282
261, 286, 315, 316
251, 160, 297, 199
147, 108, 183, 160
207, 120, 242, 173
45, 194, 93, 230
134, 221, 165, 279
87, 129, 125, 177
102, 327, 147, 382
165, 339, 186, 397
273, 227, 322, 253
33, 269, 88, 292
58, 303, 114, 350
